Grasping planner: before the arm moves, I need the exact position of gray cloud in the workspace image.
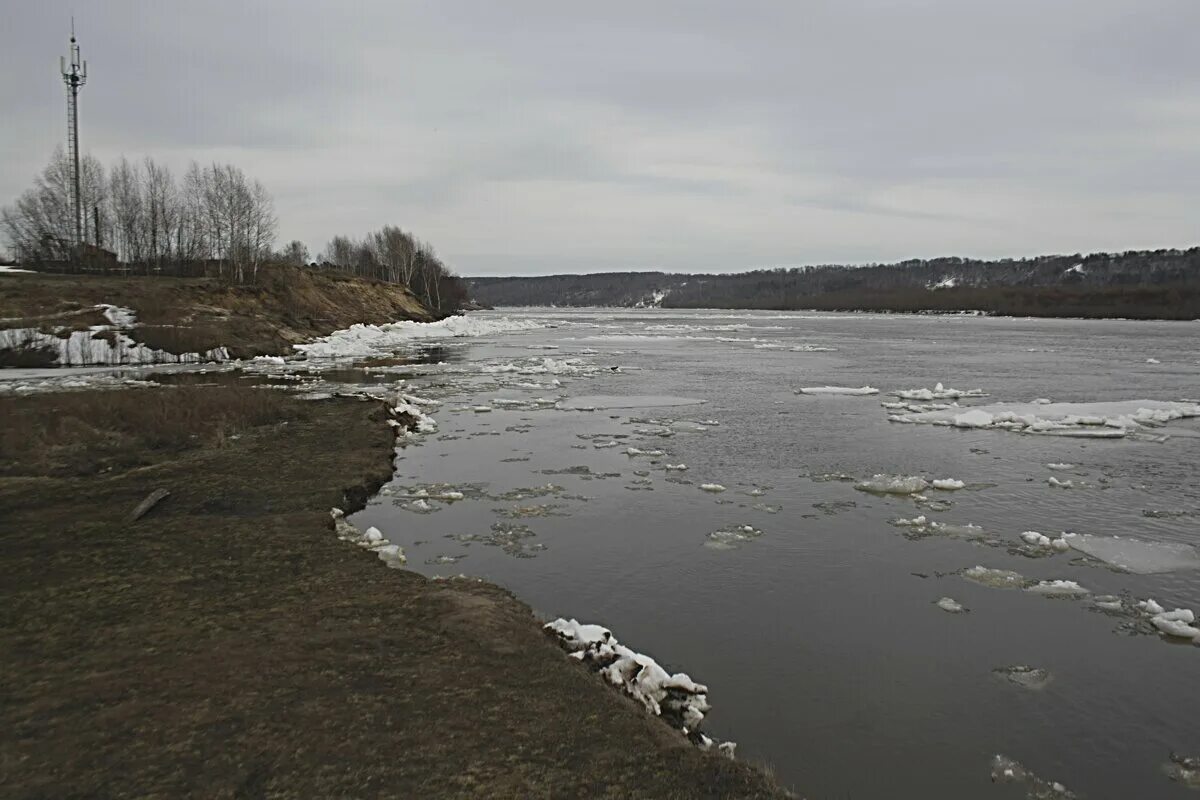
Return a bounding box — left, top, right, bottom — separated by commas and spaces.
3, 0, 1198, 274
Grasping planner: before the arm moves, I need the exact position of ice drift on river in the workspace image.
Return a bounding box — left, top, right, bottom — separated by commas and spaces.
888, 399, 1200, 437
855, 474, 929, 495
797, 385, 879, 396
1063, 533, 1200, 574
295, 315, 544, 358
893, 382, 986, 401
544, 618, 731, 751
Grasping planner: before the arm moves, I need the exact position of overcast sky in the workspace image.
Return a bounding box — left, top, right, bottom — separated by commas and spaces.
2, 1, 1198, 275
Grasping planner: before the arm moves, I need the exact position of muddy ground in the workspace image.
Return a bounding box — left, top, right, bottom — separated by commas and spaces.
0, 386, 792, 799
0, 266, 431, 362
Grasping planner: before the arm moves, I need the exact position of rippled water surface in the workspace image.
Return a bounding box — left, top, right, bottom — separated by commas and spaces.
348, 309, 1200, 799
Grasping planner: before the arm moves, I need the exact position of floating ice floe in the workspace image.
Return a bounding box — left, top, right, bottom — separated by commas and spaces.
664, 463, 688, 471
1137, 599, 1200, 643
1047, 476, 1073, 489
931, 478, 965, 490
705, 524, 763, 550
473, 405, 493, 413
991, 754, 1076, 797
626, 447, 666, 457
1147, 358, 1161, 364
893, 382, 987, 401
935, 597, 967, 613
295, 315, 545, 358
330, 509, 406, 567
993, 665, 1054, 690
962, 565, 1025, 589
887, 399, 1200, 438
1019, 531, 1071, 552
544, 618, 733, 755
0, 372, 160, 395
855, 474, 929, 495
1093, 595, 1124, 611
1026, 579, 1089, 597
1046, 462, 1075, 470
1063, 533, 1200, 574
797, 385, 879, 396
699, 483, 727, 493
1163, 753, 1200, 788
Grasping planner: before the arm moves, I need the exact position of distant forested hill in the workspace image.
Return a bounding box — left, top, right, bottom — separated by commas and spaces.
466, 247, 1200, 319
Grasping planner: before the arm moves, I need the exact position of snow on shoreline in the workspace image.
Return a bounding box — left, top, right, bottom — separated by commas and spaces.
295, 315, 545, 358
887, 399, 1200, 438
545, 618, 735, 756
0, 303, 229, 366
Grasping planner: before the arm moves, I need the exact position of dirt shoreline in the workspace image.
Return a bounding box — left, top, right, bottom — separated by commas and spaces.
0, 386, 793, 798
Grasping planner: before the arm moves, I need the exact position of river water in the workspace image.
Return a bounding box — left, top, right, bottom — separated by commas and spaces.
337, 308, 1200, 799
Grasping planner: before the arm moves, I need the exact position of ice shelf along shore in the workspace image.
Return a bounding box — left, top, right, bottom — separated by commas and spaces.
294, 315, 545, 358
545, 618, 735, 756
887, 399, 1200, 438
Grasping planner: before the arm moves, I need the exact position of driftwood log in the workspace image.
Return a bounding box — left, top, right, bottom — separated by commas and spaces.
126, 488, 170, 522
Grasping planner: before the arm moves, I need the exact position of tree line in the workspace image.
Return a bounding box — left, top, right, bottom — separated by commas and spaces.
466, 247, 1200, 319
311, 227, 467, 315
1, 147, 276, 283
1, 149, 468, 314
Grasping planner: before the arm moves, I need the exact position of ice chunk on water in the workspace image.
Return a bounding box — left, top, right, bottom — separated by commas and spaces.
797, 385, 879, 396
1137, 599, 1165, 615
705, 524, 763, 550
994, 665, 1053, 690
855, 474, 929, 495
894, 382, 986, 401
931, 478, 965, 490
1063, 534, 1200, 574
1026, 579, 1089, 597
1019, 531, 1070, 552
935, 597, 967, 613
889, 399, 1200, 438
699, 483, 727, 493
664, 463, 688, 471
1163, 753, 1200, 789
1047, 476, 1073, 489
1150, 613, 1200, 641
991, 754, 1076, 797
962, 565, 1025, 589
1093, 595, 1124, 611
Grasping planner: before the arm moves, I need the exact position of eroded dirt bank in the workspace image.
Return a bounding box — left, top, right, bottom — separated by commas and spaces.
0, 265, 432, 362
0, 386, 791, 798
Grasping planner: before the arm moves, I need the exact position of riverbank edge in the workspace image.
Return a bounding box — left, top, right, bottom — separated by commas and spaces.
0, 385, 794, 798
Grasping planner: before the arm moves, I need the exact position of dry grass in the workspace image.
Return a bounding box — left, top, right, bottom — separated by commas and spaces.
0, 385, 304, 477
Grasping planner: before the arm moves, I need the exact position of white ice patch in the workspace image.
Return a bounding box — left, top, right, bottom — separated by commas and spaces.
855, 474, 929, 495
296, 315, 545, 358
1063, 534, 1200, 574
888, 399, 1200, 438
1019, 531, 1071, 552
329, 508, 406, 567
1026, 579, 1089, 597
699, 483, 727, 493
931, 478, 965, 490
936, 597, 967, 613
797, 385, 879, 396
544, 618, 731, 750
893, 382, 986, 401
392, 393, 439, 434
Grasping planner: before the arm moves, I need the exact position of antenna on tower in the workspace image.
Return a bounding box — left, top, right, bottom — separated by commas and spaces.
61, 17, 88, 251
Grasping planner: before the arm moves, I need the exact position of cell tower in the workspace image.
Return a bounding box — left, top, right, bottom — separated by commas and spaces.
60, 19, 88, 250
